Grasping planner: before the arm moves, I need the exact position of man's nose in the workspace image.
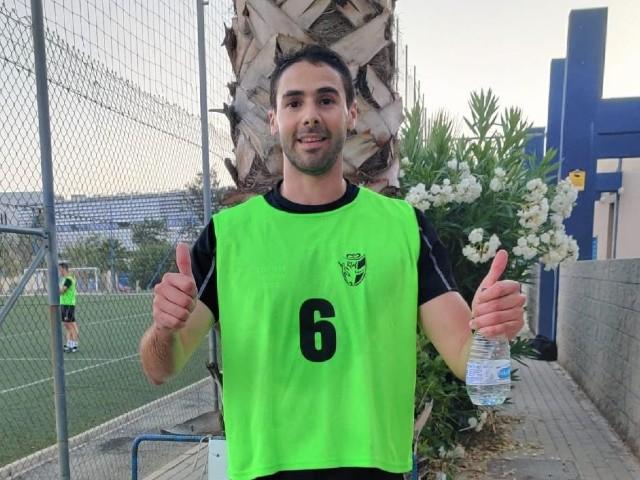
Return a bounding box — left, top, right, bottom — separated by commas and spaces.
302, 104, 320, 126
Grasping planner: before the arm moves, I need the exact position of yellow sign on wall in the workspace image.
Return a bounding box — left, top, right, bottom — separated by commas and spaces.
569, 170, 586, 191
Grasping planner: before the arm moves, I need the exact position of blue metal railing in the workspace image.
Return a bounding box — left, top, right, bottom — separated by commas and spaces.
131, 434, 209, 480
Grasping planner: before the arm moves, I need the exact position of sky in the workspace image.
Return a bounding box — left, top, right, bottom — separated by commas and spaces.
395, 0, 640, 128
3, 1, 639, 197
0, 0, 234, 197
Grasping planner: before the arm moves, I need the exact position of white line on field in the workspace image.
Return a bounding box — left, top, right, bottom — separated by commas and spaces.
0, 357, 140, 362
0, 312, 149, 339
0, 353, 140, 395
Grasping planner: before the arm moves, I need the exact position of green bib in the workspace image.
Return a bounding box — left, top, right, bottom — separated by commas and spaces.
214, 187, 420, 479
60, 275, 76, 306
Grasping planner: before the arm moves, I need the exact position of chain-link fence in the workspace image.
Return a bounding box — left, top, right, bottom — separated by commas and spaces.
394, 18, 421, 115
0, 0, 233, 478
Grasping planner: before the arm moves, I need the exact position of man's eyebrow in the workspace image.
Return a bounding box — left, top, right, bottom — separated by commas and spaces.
281, 87, 340, 98
316, 87, 339, 96
282, 90, 304, 98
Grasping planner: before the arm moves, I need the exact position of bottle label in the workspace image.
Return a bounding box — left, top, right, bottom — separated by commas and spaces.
466, 360, 511, 385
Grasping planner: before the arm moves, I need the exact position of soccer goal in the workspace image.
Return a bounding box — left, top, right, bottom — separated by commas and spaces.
29, 267, 100, 294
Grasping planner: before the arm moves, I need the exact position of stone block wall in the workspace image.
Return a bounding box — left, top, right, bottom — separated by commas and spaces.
557, 259, 640, 458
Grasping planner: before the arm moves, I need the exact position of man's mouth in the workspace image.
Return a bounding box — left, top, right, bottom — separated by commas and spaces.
297, 135, 328, 147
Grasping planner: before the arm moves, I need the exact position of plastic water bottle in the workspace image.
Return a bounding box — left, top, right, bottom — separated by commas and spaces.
465, 331, 511, 406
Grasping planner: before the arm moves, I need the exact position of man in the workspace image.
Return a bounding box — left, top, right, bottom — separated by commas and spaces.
59, 261, 79, 353
140, 45, 525, 480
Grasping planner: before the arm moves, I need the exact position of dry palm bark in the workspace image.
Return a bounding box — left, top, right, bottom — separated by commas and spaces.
221, 0, 403, 204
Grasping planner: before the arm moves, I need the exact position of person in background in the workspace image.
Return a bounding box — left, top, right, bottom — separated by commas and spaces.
59, 261, 79, 353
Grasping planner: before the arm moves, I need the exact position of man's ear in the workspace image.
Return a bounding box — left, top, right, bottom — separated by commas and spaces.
268, 109, 278, 135
347, 100, 357, 130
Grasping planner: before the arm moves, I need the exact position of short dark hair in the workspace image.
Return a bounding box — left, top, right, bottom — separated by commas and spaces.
269, 45, 354, 110
58, 261, 69, 270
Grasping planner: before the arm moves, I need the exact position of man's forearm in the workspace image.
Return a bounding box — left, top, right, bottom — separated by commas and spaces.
140, 301, 214, 385
451, 334, 473, 380
419, 292, 474, 381
140, 326, 186, 385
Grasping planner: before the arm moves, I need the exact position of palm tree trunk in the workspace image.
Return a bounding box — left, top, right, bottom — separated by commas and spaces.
222, 0, 403, 204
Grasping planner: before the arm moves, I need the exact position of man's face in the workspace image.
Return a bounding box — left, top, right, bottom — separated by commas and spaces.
269, 61, 357, 176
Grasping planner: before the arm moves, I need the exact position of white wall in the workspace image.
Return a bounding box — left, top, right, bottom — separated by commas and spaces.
593, 158, 640, 259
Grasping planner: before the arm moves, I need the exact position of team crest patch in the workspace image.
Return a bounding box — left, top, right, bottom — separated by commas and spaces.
339, 253, 366, 286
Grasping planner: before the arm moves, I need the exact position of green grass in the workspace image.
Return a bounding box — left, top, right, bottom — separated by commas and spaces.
0, 293, 210, 466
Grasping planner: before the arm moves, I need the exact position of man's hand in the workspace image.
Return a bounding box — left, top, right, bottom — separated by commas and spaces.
141, 242, 213, 385
152, 243, 197, 333
470, 249, 526, 340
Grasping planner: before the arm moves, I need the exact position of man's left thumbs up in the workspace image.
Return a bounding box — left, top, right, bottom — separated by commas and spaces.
470, 250, 526, 340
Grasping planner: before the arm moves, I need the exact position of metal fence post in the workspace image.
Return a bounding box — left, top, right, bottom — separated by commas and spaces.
29, 0, 70, 477
196, 0, 220, 411
395, 18, 399, 91
413, 65, 417, 110
404, 45, 408, 105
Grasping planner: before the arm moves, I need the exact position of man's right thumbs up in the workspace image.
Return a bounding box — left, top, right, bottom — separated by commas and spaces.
151, 242, 197, 332
176, 242, 193, 278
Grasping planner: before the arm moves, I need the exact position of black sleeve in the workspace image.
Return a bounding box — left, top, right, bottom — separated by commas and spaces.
63, 278, 72, 288
191, 218, 219, 321
414, 208, 458, 305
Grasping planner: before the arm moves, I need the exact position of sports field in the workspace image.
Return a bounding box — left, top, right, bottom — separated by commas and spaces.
0, 293, 210, 467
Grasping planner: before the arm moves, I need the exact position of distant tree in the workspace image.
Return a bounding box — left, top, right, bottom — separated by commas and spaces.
60, 234, 129, 274
183, 171, 228, 218
131, 219, 167, 246
0, 234, 35, 278
129, 241, 175, 290
129, 219, 173, 289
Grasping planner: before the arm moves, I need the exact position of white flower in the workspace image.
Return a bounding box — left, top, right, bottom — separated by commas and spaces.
452, 445, 466, 459
494, 167, 506, 178
540, 229, 580, 269
405, 183, 431, 211
513, 235, 537, 260
424, 180, 457, 207
526, 234, 540, 247
447, 159, 458, 170
400, 156, 411, 167
540, 232, 551, 244
463, 245, 481, 263
467, 417, 478, 429
489, 177, 503, 192
518, 198, 549, 231
464, 232, 500, 264
455, 171, 482, 203
569, 238, 579, 261
551, 179, 578, 219
438, 446, 447, 458
488, 234, 501, 252
398, 169, 405, 179
438, 444, 466, 459
459, 161, 470, 173
550, 213, 564, 228
525, 178, 548, 203
526, 178, 546, 192
474, 411, 489, 432
468, 228, 484, 244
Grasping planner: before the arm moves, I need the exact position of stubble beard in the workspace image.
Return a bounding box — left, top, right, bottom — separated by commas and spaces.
282, 132, 345, 176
